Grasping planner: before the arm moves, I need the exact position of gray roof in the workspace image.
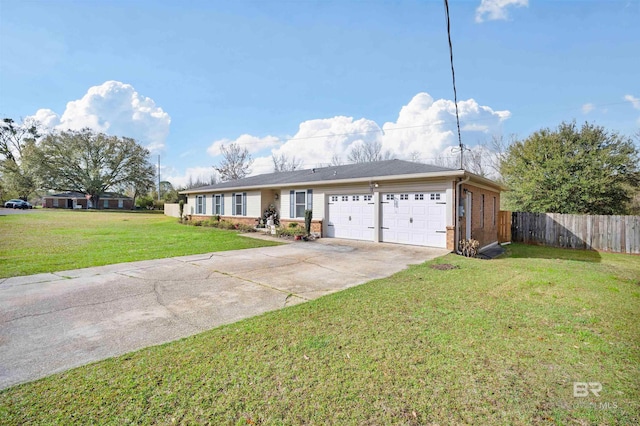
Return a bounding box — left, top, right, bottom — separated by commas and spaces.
185, 160, 458, 192
46, 191, 132, 199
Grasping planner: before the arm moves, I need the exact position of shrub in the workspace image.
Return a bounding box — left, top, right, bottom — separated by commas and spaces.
288, 222, 298, 229
304, 209, 313, 235
178, 200, 184, 219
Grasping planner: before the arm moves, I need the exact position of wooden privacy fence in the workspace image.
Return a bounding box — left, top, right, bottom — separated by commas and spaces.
503, 211, 640, 254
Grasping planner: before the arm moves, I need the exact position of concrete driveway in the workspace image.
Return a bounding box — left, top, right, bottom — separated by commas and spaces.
0, 238, 448, 389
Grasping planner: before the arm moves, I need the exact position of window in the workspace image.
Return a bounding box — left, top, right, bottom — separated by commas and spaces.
342, 195, 348, 202
493, 197, 497, 227
103, 199, 109, 208
118, 199, 123, 209
214, 194, 223, 215
364, 195, 372, 201
481, 194, 485, 229
386, 194, 394, 201
295, 191, 306, 218
415, 194, 424, 200
196, 195, 206, 214
352, 195, 359, 201
53, 198, 58, 207
232, 193, 246, 216
290, 190, 312, 218
331, 196, 338, 202
400, 194, 409, 200
430, 193, 441, 201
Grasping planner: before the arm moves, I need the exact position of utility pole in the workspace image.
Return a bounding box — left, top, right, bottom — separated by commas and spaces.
157, 155, 161, 201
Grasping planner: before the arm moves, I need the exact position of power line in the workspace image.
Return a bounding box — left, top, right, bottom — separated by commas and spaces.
443, 0, 464, 169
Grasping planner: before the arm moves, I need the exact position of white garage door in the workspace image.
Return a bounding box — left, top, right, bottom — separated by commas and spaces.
326, 194, 374, 240
381, 192, 447, 248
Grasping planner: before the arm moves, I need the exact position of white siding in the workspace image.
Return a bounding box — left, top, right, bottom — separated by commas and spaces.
246, 191, 261, 217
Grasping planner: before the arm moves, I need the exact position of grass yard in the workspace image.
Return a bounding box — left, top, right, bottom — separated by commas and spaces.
0, 209, 279, 278
1, 244, 638, 424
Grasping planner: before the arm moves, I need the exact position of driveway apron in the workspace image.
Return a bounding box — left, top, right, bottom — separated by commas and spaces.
0, 239, 448, 389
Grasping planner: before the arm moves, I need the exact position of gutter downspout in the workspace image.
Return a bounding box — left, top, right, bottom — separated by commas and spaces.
455, 174, 471, 254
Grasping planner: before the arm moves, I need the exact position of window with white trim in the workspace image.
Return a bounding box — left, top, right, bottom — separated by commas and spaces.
103, 199, 109, 208
493, 196, 497, 227
386, 194, 394, 201
400, 194, 409, 200
214, 194, 223, 215
233, 193, 245, 216
294, 191, 306, 218
331, 196, 338, 202
196, 195, 206, 214
53, 198, 59, 207
415, 194, 424, 200
352, 195, 359, 201
430, 193, 441, 201
342, 195, 348, 202
118, 199, 123, 208
481, 194, 485, 228
364, 195, 372, 201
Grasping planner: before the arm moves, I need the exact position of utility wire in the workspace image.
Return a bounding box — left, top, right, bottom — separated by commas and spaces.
443, 0, 464, 169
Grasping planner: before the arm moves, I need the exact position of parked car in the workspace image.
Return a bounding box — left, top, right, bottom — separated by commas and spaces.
3, 199, 32, 209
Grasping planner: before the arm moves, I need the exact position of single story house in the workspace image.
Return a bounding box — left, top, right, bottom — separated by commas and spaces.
42, 192, 134, 210
180, 160, 505, 252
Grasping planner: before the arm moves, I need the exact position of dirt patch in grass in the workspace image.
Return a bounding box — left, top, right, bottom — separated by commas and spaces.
429, 263, 459, 270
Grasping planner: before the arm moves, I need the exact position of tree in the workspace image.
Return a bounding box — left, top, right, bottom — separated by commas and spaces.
330, 154, 343, 166
214, 142, 253, 181
34, 129, 155, 208
347, 140, 393, 163
500, 121, 639, 214
0, 117, 43, 200
272, 153, 303, 172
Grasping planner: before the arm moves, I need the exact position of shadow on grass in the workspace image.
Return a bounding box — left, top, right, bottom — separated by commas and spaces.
504, 243, 602, 263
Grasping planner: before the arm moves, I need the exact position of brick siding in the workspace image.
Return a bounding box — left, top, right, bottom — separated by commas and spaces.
460, 184, 500, 249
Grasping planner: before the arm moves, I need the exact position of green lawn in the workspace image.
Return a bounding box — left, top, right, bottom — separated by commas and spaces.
0, 209, 278, 278
1, 244, 638, 424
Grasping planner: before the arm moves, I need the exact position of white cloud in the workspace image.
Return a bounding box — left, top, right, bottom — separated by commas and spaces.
205, 92, 510, 176
29, 81, 171, 152
475, 0, 528, 23
624, 94, 640, 109
379, 93, 510, 162
582, 103, 595, 114
207, 134, 280, 157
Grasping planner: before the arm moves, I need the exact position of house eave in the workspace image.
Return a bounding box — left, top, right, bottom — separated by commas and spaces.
179, 170, 480, 195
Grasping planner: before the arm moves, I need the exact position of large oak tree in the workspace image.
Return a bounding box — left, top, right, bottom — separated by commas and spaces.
35, 129, 155, 208
500, 121, 639, 215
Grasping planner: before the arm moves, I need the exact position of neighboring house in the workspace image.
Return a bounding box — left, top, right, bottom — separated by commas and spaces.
180, 160, 505, 252
42, 192, 133, 210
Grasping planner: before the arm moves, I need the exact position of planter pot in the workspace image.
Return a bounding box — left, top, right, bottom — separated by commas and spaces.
294, 235, 302, 240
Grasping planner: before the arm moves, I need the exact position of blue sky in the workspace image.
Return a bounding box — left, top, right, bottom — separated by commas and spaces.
1, 0, 638, 185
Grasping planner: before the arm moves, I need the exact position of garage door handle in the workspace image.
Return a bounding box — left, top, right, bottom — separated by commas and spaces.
436, 202, 446, 204
409, 217, 413, 223
381, 227, 389, 229
436, 231, 446, 233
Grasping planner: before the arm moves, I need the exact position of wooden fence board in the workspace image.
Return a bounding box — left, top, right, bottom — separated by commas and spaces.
507, 212, 640, 254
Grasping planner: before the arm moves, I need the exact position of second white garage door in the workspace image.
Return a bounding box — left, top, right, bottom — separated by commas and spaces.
381, 192, 447, 248
326, 194, 374, 240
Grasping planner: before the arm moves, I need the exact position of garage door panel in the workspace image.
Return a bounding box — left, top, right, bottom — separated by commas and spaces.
381, 192, 447, 248
327, 194, 374, 241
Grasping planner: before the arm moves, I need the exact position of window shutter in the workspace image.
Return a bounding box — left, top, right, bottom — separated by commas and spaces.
307, 189, 313, 210
203, 195, 206, 215
289, 190, 294, 218
242, 192, 247, 216
220, 195, 224, 216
